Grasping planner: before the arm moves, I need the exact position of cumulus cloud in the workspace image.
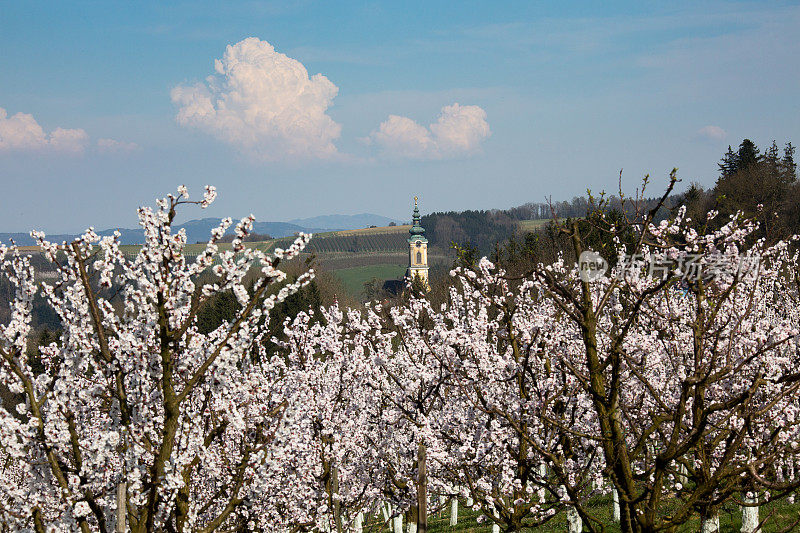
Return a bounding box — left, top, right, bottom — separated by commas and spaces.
171, 37, 342, 161
366, 103, 490, 160
697, 125, 726, 141
97, 138, 139, 153
0, 107, 88, 154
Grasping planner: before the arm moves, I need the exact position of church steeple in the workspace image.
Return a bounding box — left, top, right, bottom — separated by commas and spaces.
407, 196, 429, 290
408, 196, 427, 243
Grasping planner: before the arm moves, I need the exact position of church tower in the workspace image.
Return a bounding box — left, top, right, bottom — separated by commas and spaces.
407, 196, 429, 289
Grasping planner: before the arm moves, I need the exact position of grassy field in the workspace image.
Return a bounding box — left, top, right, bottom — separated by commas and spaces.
364, 494, 800, 532
517, 219, 551, 232
332, 264, 408, 298
329, 224, 411, 237
314, 252, 408, 271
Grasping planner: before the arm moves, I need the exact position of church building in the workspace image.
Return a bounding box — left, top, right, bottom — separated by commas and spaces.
406, 196, 429, 290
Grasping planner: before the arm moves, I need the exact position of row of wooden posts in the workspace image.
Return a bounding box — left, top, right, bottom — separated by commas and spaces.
338, 488, 764, 533
64, 480, 767, 533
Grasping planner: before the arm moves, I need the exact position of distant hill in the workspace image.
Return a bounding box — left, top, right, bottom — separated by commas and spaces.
0, 232, 78, 246
171, 218, 325, 244
0, 218, 325, 246
288, 213, 403, 231
0, 214, 404, 247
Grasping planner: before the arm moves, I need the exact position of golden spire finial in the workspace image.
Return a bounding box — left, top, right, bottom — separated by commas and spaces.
414, 196, 418, 206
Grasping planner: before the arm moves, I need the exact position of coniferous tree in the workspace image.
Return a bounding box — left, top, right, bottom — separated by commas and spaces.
717, 139, 760, 182
782, 141, 797, 182
737, 138, 760, 170
718, 145, 738, 178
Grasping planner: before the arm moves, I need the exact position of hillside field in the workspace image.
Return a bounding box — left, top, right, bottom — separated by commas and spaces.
518, 219, 550, 232
331, 264, 407, 297
26, 221, 556, 299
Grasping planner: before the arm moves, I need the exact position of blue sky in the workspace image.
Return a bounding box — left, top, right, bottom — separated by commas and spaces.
0, 1, 798, 232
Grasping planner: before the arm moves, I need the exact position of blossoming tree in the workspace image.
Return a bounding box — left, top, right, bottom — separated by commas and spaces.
0, 187, 315, 532
522, 175, 800, 532
428, 259, 605, 532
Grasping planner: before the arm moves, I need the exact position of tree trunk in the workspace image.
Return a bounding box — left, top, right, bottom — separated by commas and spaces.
450, 498, 458, 526
677, 463, 688, 486
612, 488, 620, 523
382, 502, 391, 524
393, 514, 403, 533
538, 463, 547, 503
406, 506, 417, 533
115, 481, 126, 533
417, 443, 428, 532
701, 512, 720, 533
741, 493, 759, 533
332, 466, 342, 533
353, 512, 363, 533
567, 506, 582, 533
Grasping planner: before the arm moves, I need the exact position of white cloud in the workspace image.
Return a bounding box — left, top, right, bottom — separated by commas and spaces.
697, 125, 726, 141
366, 103, 490, 160
0, 107, 88, 154
171, 37, 342, 161
97, 138, 139, 153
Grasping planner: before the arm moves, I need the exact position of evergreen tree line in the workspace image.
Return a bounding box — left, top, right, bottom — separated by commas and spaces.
420, 209, 518, 256
677, 139, 797, 242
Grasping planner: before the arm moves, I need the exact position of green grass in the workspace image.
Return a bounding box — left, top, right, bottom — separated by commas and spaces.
361, 494, 800, 532
517, 220, 551, 232
332, 264, 407, 298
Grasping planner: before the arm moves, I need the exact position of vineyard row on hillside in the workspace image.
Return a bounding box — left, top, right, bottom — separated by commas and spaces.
270, 231, 410, 254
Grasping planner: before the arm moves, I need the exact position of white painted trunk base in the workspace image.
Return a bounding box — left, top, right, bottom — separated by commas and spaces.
406, 521, 417, 533
701, 513, 720, 533
538, 463, 547, 502
353, 512, 363, 533
393, 514, 403, 533
612, 488, 620, 523
677, 463, 688, 486
450, 498, 458, 525
741, 495, 759, 533
567, 506, 582, 533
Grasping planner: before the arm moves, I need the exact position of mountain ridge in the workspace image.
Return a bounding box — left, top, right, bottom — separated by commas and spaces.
288, 213, 403, 231
0, 213, 402, 246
